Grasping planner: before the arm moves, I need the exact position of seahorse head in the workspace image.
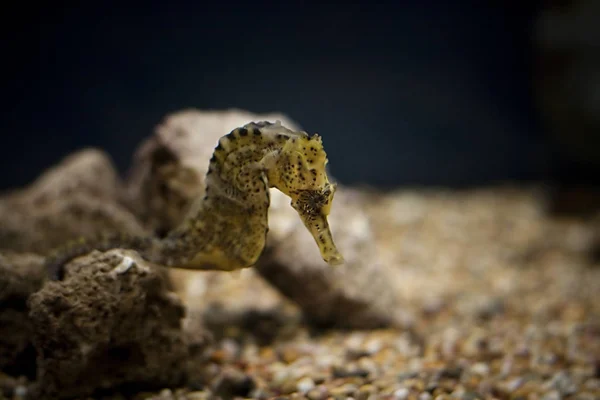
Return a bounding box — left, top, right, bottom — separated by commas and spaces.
268, 133, 344, 266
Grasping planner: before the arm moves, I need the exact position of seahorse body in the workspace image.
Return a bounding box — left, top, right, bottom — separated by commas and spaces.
46, 121, 344, 279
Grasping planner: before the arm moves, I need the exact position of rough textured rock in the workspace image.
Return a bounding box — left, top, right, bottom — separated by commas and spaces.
124, 108, 404, 329
0, 252, 46, 377
0, 149, 147, 254
27, 249, 207, 399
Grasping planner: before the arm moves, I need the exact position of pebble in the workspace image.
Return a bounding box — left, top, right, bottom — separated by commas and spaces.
541, 390, 561, 400
549, 371, 578, 396
470, 362, 489, 377
393, 387, 410, 399
460, 391, 483, 400
504, 377, 524, 392
306, 385, 329, 400
332, 364, 370, 379
418, 392, 433, 400
211, 368, 255, 398
297, 377, 316, 394
329, 383, 359, 399
185, 392, 210, 400
356, 384, 377, 400
365, 338, 383, 355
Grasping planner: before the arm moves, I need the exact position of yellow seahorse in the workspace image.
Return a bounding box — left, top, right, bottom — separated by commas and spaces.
46, 121, 344, 279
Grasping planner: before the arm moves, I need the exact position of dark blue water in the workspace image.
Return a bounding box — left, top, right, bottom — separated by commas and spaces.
1, 2, 547, 190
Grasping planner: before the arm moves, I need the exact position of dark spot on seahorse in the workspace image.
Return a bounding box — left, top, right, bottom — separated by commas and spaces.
253, 129, 261, 136
227, 130, 238, 140
215, 142, 223, 151
239, 128, 249, 137
276, 134, 286, 140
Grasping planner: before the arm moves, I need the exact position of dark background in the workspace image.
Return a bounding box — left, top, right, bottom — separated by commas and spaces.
2, 2, 594, 191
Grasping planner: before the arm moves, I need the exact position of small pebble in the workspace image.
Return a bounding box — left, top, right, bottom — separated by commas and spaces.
460, 391, 483, 400
306, 385, 329, 400
330, 383, 358, 399
297, 377, 316, 394
356, 384, 377, 400
541, 390, 561, 400
332, 364, 370, 379
470, 362, 489, 377
393, 387, 410, 400
418, 392, 433, 400
185, 392, 210, 400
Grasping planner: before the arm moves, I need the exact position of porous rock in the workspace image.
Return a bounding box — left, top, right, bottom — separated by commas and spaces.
125, 109, 405, 329
27, 249, 207, 399
0, 148, 147, 254
0, 251, 46, 376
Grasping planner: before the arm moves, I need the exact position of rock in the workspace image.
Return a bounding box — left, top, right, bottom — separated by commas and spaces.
124, 108, 406, 329
211, 367, 256, 399
0, 251, 46, 377
0, 148, 147, 254
26, 249, 204, 399
297, 376, 316, 394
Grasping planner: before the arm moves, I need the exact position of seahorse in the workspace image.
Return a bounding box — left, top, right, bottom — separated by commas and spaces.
46, 120, 344, 279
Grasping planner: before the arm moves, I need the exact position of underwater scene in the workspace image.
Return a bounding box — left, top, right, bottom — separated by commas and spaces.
1, 2, 599, 400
